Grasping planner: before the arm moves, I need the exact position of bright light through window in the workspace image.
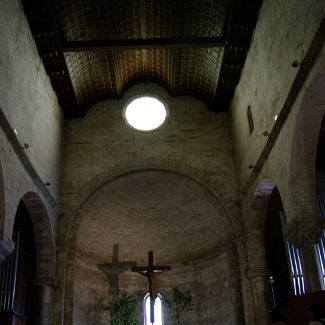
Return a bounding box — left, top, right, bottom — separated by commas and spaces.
144, 295, 163, 325
124, 97, 167, 131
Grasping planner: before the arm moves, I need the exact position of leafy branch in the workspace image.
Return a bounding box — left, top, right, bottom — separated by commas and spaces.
163, 287, 194, 325
107, 290, 138, 325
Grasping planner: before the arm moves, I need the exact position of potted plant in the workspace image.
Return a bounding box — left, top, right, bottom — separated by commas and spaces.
164, 287, 194, 325
107, 290, 138, 325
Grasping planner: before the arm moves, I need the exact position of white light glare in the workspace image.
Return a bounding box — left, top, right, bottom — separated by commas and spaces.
145, 296, 162, 325
274, 114, 278, 121
125, 97, 166, 131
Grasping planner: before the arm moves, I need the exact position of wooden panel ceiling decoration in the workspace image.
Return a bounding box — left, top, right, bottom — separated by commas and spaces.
22, 0, 261, 118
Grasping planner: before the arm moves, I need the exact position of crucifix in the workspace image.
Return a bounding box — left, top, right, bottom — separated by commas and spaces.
132, 251, 171, 324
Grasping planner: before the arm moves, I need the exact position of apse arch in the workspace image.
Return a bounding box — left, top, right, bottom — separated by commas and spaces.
64, 165, 237, 250
290, 69, 325, 224
63, 166, 239, 325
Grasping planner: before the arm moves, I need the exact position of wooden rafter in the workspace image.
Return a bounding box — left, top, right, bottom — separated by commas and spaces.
62, 37, 226, 52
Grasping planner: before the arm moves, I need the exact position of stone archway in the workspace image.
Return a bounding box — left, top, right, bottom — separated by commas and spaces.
20, 192, 57, 325
241, 178, 276, 325
64, 167, 236, 250
21, 192, 56, 283
59, 167, 240, 325
289, 69, 325, 232
0, 158, 14, 261
0, 192, 56, 325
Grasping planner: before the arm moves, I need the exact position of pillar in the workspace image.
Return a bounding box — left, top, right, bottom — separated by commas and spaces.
233, 237, 257, 325
34, 278, 57, 325
285, 218, 324, 293
247, 269, 270, 325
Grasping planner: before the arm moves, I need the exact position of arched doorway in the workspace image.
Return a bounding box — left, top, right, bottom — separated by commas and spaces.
0, 192, 56, 325
266, 187, 294, 313
0, 200, 36, 324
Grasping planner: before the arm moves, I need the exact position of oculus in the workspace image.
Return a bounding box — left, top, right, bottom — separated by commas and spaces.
124, 96, 167, 131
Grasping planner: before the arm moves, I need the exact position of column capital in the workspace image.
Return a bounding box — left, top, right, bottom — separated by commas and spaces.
284, 217, 325, 247
0, 237, 15, 261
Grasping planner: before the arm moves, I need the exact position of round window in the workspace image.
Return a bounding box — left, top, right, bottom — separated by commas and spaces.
124, 96, 167, 131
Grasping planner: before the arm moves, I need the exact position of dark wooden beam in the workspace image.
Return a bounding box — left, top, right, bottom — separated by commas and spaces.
62, 37, 226, 52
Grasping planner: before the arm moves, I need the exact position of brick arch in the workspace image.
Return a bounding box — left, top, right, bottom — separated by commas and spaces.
244, 179, 276, 271
0, 159, 5, 238
63, 164, 237, 251
0, 159, 13, 261
289, 69, 325, 226
21, 192, 56, 283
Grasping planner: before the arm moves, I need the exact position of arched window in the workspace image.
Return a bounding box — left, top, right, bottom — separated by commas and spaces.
280, 212, 306, 295
144, 294, 164, 325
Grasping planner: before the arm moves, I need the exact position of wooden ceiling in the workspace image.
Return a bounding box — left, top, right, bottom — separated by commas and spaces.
23, 0, 261, 118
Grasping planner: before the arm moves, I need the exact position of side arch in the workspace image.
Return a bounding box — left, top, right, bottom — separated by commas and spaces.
0, 158, 14, 261
21, 192, 56, 283
245, 178, 276, 273
289, 69, 325, 227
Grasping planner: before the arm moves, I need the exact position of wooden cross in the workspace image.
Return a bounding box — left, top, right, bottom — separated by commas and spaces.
132, 251, 171, 324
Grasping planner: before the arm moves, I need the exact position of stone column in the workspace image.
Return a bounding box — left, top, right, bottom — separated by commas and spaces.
285, 218, 324, 292
34, 278, 57, 325
247, 269, 270, 325
233, 238, 256, 325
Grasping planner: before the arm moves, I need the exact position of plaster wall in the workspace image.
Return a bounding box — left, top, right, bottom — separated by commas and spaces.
0, 0, 63, 205
0, 0, 63, 240
73, 246, 243, 325
231, 0, 325, 221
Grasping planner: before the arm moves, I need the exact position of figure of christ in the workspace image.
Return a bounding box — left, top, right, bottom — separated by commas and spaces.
132, 251, 171, 324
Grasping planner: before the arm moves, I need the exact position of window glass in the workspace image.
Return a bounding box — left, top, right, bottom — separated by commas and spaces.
144, 294, 163, 325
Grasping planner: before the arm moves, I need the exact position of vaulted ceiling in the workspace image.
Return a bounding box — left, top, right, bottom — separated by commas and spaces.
23, 0, 261, 117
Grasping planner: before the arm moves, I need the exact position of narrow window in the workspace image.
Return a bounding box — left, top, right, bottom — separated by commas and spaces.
144, 294, 164, 325
280, 212, 306, 295
247, 105, 254, 135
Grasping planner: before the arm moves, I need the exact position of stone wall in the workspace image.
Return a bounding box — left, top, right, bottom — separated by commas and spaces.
0, 0, 63, 240
60, 83, 239, 232
57, 84, 242, 324
73, 246, 243, 325
0, 1, 63, 323
230, 0, 325, 222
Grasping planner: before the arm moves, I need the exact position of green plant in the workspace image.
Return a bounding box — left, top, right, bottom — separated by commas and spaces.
107, 290, 138, 325
163, 287, 194, 325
